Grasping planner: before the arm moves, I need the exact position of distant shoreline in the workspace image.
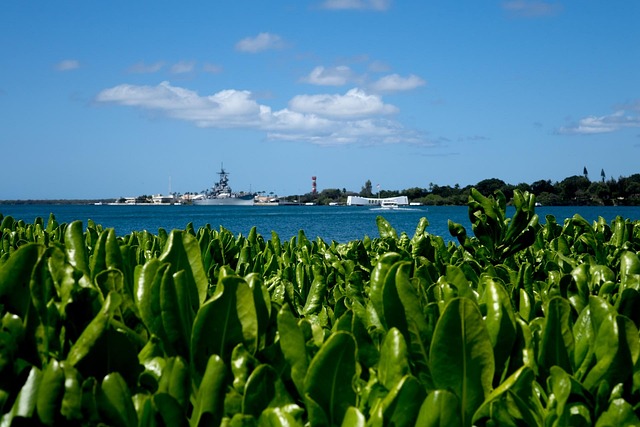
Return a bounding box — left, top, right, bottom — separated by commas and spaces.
0, 199, 112, 205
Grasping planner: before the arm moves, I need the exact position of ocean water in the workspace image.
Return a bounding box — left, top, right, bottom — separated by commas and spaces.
2, 204, 640, 243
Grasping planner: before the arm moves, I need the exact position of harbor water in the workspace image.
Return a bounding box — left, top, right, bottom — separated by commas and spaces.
2, 204, 640, 243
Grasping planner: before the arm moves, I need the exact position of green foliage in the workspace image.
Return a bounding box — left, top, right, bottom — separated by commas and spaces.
1, 188, 640, 425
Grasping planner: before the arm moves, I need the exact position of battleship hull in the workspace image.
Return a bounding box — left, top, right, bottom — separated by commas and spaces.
192, 195, 255, 206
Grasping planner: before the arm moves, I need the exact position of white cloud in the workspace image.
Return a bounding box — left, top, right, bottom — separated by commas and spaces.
170, 61, 196, 74
128, 61, 164, 73
302, 66, 353, 86
502, 1, 562, 18
235, 33, 284, 53
558, 104, 640, 135
289, 88, 398, 118
96, 81, 262, 127
95, 81, 422, 146
55, 59, 80, 71
370, 74, 426, 92
321, 0, 391, 11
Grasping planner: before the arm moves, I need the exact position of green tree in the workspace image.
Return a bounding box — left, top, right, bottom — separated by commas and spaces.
360, 180, 373, 197
587, 181, 610, 205
474, 178, 506, 196
558, 175, 590, 204
531, 179, 556, 195
402, 187, 428, 200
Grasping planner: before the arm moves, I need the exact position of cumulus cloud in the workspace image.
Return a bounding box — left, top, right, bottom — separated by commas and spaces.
301, 66, 353, 86
502, 1, 563, 18
55, 59, 80, 71
95, 81, 422, 145
128, 61, 164, 73
96, 82, 263, 127
370, 74, 426, 92
235, 33, 284, 53
558, 103, 640, 135
289, 88, 398, 118
170, 61, 196, 74
321, 0, 391, 11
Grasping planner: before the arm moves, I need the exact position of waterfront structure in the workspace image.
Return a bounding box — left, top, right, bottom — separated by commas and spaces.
346, 195, 409, 206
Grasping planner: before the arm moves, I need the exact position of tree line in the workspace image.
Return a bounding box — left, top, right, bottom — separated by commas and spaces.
294, 172, 640, 206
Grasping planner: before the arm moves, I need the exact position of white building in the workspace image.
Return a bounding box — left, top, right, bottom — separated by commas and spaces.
346, 195, 409, 206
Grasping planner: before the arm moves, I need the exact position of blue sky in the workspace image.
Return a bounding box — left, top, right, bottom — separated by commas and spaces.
1, 1, 639, 199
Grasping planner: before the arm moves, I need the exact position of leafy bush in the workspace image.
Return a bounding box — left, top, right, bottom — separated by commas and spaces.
1, 189, 639, 426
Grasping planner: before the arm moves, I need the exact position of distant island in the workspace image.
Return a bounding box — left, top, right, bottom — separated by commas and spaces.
2, 171, 639, 207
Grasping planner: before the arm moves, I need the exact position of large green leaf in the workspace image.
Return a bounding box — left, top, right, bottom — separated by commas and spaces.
595, 398, 640, 427
64, 220, 90, 285
430, 297, 495, 427
304, 331, 357, 426
160, 269, 190, 357
157, 356, 190, 411
537, 296, 574, 376
98, 372, 137, 427
584, 313, 637, 393
36, 359, 64, 425
135, 259, 170, 341
89, 228, 124, 281
415, 389, 461, 427
66, 291, 122, 367
1, 366, 42, 424
394, 261, 431, 358
0, 243, 45, 317
369, 375, 426, 427
190, 354, 227, 427
259, 405, 305, 427
60, 361, 82, 421
619, 251, 640, 291
242, 364, 278, 418
472, 366, 543, 426
159, 230, 209, 306
277, 304, 309, 396
191, 274, 258, 376
481, 276, 517, 379
369, 252, 402, 327
377, 327, 410, 390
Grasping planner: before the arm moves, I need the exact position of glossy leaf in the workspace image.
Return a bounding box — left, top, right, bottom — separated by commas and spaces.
159, 230, 208, 305
243, 364, 278, 417
304, 331, 357, 426
369, 252, 402, 326
36, 359, 64, 425
0, 243, 45, 317
191, 354, 227, 427
66, 291, 122, 367
3, 366, 42, 424
191, 274, 258, 376
430, 297, 495, 427
415, 389, 462, 427
537, 296, 574, 376
595, 398, 640, 427
277, 304, 309, 396
370, 375, 426, 427
377, 327, 410, 390
98, 372, 137, 427
481, 276, 517, 378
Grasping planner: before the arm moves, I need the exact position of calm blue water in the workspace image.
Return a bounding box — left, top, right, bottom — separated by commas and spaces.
1, 204, 640, 243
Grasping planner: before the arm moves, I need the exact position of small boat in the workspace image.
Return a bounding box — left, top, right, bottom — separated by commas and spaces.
380, 200, 399, 210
